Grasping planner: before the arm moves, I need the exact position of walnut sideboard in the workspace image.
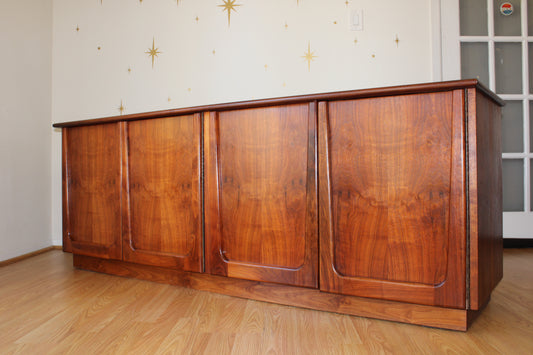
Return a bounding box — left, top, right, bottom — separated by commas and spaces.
53, 80, 504, 331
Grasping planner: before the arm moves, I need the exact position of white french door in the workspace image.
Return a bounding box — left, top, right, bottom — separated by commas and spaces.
441, 0, 533, 238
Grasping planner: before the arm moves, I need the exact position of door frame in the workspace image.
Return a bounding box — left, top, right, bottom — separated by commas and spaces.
440, 0, 533, 238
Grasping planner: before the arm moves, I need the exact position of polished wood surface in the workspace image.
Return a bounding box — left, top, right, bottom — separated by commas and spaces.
123, 115, 202, 271
319, 91, 467, 308
53, 79, 504, 128
467, 89, 504, 310
1, 249, 532, 353
63, 123, 122, 259
57, 81, 503, 330
205, 104, 318, 287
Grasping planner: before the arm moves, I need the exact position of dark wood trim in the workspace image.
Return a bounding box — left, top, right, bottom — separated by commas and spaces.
467, 88, 504, 310
503, 239, 533, 248
203, 111, 224, 276
62, 128, 72, 253
53, 80, 504, 128
74, 254, 473, 331
0, 246, 62, 267
305, 101, 319, 288
120, 121, 130, 262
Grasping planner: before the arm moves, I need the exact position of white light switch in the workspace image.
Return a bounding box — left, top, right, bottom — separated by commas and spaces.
350, 9, 363, 31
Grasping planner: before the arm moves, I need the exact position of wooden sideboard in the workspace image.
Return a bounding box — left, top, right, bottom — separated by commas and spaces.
54, 80, 504, 331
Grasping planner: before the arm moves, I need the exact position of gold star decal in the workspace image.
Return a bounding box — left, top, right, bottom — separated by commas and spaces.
354, 37, 358, 45
212, 49, 216, 55
195, 16, 199, 23
127, 67, 132, 73
218, 0, 241, 27
395, 34, 400, 47
345, 0, 350, 6
264, 64, 268, 71
301, 42, 317, 72
119, 100, 125, 115
145, 37, 161, 69
76, 25, 80, 32
284, 21, 288, 29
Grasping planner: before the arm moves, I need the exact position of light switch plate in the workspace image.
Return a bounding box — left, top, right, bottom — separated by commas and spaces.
350, 9, 363, 31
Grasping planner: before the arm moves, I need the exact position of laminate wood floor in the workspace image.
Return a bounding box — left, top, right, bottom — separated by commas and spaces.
0, 249, 532, 354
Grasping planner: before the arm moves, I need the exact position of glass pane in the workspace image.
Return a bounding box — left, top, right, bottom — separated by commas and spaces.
461, 42, 489, 86
495, 42, 522, 94
531, 160, 533, 211
494, 1, 521, 36
531, 101, 533, 152
528, 0, 533, 35
460, 0, 488, 35
503, 159, 524, 211
528, 43, 533, 93
502, 101, 524, 152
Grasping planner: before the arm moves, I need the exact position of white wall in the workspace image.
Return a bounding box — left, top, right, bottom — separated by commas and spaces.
0, 0, 53, 260
51, 0, 437, 245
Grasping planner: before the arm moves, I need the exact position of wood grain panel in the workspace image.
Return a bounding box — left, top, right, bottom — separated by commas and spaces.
467, 89, 503, 310
122, 115, 202, 271
63, 123, 122, 259
205, 103, 318, 287
319, 91, 467, 308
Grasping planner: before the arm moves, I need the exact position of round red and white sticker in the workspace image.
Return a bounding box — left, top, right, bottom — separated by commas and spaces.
500, 2, 514, 16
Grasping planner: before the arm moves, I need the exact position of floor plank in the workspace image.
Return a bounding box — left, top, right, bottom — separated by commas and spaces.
0, 249, 532, 354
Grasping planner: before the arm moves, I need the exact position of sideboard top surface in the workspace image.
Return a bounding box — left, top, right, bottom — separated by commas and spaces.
53, 79, 504, 128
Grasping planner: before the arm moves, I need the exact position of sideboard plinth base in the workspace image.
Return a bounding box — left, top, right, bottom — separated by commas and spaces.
74, 254, 479, 331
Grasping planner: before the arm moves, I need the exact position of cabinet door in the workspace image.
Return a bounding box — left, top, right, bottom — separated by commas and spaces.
319, 91, 467, 308
63, 123, 122, 259
123, 115, 202, 271
205, 104, 318, 287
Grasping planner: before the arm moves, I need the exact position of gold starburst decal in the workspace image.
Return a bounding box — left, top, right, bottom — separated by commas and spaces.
145, 37, 161, 69
301, 42, 317, 72
218, 0, 241, 27
119, 100, 125, 115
